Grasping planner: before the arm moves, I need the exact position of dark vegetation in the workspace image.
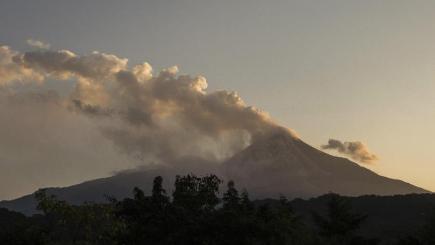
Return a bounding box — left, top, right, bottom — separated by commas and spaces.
0, 174, 434, 245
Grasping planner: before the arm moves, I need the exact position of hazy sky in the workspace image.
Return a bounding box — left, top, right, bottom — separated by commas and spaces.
1, 0, 434, 199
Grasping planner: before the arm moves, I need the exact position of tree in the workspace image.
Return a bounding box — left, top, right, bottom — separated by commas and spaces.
212, 181, 257, 245
222, 180, 240, 210
395, 236, 422, 245
312, 194, 370, 245
34, 189, 121, 245
152, 176, 169, 205
172, 174, 222, 212
115, 176, 173, 245
254, 196, 303, 245
0, 208, 45, 245
420, 208, 435, 245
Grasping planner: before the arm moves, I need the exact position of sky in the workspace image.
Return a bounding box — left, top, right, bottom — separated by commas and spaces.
0, 0, 434, 199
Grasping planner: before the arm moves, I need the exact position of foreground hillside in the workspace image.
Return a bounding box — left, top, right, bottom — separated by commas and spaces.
290, 193, 435, 243
1, 174, 435, 245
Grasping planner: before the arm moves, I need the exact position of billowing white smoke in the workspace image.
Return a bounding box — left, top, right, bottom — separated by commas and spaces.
1, 44, 292, 167
26, 39, 51, 50
0, 46, 44, 86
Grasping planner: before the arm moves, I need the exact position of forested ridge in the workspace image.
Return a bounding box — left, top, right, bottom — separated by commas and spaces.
1, 174, 434, 245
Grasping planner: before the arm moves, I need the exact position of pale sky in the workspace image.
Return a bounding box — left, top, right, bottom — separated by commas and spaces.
1, 0, 434, 199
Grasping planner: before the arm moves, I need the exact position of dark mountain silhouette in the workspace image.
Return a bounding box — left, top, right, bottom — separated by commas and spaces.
0, 129, 428, 215
0, 169, 185, 215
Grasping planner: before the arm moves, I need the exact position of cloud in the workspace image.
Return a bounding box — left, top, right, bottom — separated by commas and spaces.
0, 45, 43, 86
0, 89, 133, 199
0, 44, 294, 167
17, 49, 128, 80
92, 65, 281, 163
26, 39, 51, 49
0, 43, 305, 199
321, 139, 378, 164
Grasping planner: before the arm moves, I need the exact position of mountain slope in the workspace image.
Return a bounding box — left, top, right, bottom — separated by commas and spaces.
0, 167, 209, 215
0, 129, 428, 215
223, 130, 427, 198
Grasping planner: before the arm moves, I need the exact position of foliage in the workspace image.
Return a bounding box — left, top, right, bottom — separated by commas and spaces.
2, 174, 434, 245
311, 194, 373, 245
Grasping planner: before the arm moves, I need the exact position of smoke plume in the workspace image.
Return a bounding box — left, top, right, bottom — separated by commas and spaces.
26, 39, 51, 50
0, 46, 43, 86
321, 139, 378, 164
0, 89, 134, 199
0, 44, 292, 168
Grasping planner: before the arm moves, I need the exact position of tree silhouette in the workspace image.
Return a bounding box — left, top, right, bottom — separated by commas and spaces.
172, 174, 221, 213
1, 175, 412, 245
222, 180, 240, 210
34, 189, 120, 245
312, 194, 372, 245
420, 208, 435, 245
152, 176, 169, 206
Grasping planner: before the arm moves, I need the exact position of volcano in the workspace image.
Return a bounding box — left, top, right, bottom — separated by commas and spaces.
223, 129, 427, 198
0, 129, 428, 215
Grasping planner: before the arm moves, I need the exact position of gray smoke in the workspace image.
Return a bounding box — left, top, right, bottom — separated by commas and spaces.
0, 89, 134, 199
0, 44, 296, 167
321, 139, 378, 164
26, 39, 51, 50
0, 46, 44, 86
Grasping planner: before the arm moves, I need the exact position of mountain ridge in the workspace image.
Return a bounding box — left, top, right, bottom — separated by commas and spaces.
223, 130, 428, 197
1, 129, 429, 215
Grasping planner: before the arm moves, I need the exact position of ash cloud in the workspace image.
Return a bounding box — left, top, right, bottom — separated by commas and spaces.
0, 46, 43, 86
321, 139, 378, 164
0, 44, 295, 168
0, 89, 134, 199
26, 39, 51, 50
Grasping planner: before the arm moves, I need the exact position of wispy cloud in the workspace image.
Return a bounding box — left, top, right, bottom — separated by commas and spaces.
26, 39, 50, 49
321, 139, 378, 164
